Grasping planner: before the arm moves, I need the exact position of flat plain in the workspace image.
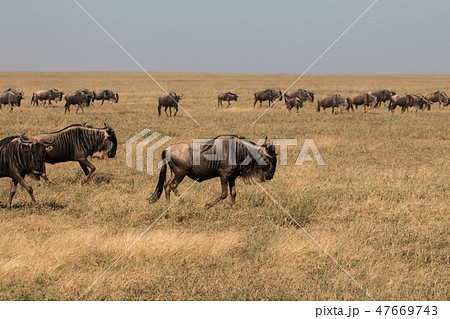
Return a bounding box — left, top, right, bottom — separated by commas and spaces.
0, 72, 448, 300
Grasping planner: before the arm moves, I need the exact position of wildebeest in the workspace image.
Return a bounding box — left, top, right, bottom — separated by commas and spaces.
32, 124, 117, 184
0, 89, 24, 111
158, 91, 183, 117
284, 89, 314, 103
347, 92, 378, 112
148, 135, 277, 208
31, 89, 63, 106
369, 89, 396, 108
64, 90, 91, 114
253, 89, 283, 108
0, 135, 53, 208
217, 92, 238, 107
388, 94, 416, 113
316, 93, 349, 114
285, 97, 303, 113
92, 89, 119, 105
425, 91, 449, 109
409, 94, 430, 111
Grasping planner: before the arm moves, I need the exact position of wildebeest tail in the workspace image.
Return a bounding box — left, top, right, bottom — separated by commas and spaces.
148, 150, 167, 203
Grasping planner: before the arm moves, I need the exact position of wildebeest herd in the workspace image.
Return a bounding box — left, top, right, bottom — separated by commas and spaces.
0, 84, 448, 208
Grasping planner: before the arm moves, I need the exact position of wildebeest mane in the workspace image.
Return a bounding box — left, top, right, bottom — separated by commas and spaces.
200, 135, 247, 153
0, 136, 20, 148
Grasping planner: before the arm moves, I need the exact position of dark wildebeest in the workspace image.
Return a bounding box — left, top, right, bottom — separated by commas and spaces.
64, 90, 91, 114
158, 91, 183, 117
148, 135, 277, 208
347, 92, 378, 112
33, 124, 117, 184
425, 91, 449, 109
0, 89, 24, 111
285, 97, 303, 113
31, 89, 63, 106
388, 94, 416, 114
409, 94, 430, 112
0, 135, 54, 208
316, 94, 349, 114
284, 89, 314, 103
368, 89, 396, 108
92, 89, 119, 105
217, 92, 238, 107
253, 89, 283, 108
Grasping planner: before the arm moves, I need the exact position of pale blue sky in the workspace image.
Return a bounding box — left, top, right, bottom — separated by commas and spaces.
0, 0, 449, 74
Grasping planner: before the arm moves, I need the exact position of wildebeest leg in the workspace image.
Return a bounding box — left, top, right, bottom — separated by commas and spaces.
331, 106, 335, 115
164, 171, 185, 201
78, 159, 96, 184
205, 176, 228, 208
64, 103, 70, 114
101, 99, 105, 106
41, 164, 50, 183
229, 178, 236, 205
16, 175, 36, 205
8, 180, 18, 209
164, 106, 170, 117
76, 103, 84, 114
227, 101, 230, 108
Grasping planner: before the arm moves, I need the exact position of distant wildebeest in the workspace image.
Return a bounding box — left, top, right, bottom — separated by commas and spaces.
158, 91, 183, 117
33, 124, 117, 184
0, 135, 54, 208
316, 93, 349, 114
347, 92, 378, 112
64, 90, 91, 114
409, 94, 430, 112
217, 92, 238, 107
285, 97, 303, 113
253, 89, 283, 108
284, 89, 314, 103
425, 91, 449, 109
92, 89, 119, 105
369, 89, 396, 108
388, 94, 416, 114
31, 89, 63, 106
148, 135, 277, 208
0, 89, 24, 111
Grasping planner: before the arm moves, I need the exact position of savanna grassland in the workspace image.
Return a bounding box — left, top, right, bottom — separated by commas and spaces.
0, 72, 448, 300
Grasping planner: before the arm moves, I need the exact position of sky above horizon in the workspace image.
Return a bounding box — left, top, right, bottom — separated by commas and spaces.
0, 0, 449, 74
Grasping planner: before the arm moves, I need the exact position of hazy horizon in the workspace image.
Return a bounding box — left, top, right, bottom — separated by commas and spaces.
1, 0, 449, 74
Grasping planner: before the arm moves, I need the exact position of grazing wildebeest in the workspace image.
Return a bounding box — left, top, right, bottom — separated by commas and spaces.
64, 90, 91, 114
347, 92, 378, 112
425, 91, 449, 109
285, 97, 303, 113
316, 94, 349, 114
158, 91, 183, 117
284, 89, 314, 103
388, 94, 415, 114
31, 89, 63, 106
33, 124, 117, 184
253, 89, 283, 108
92, 89, 119, 105
0, 89, 23, 111
217, 92, 238, 107
148, 135, 277, 208
0, 135, 53, 208
369, 89, 396, 108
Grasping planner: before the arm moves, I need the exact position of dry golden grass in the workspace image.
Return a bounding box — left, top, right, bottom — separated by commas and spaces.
0, 72, 448, 300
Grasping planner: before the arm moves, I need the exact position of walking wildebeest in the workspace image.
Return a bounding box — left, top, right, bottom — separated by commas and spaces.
368, 89, 396, 108
388, 94, 415, 114
408, 94, 430, 112
316, 94, 349, 114
64, 90, 91, 114
31, 89, 63, 106
285, 97, 303, 113
0, 89, 23, 111
253, 89, 283, 108
425, 91, 449, 109
158, 91, 183, 117
347, 92, 378, 112
284, 89, 314, 103
92, 89, 119, 105
148, 135, 277, 208
217, 92, 238, 107
0, 135, 54, 208
33, 124, 117, 184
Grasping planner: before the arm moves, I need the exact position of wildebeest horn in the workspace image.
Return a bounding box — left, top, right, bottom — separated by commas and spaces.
178, 93, 183, 98
40, 135, 55, 146
19, 135, 33, 145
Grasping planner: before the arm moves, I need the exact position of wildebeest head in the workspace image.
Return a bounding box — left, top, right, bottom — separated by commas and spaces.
58, 91, 64, 101
309, 91, 315, 102
15, 92, 24, 106
115, 93, 119, 103
97, 123, 117, 159
20, 136, 53, 178
261, 141, 277, 180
